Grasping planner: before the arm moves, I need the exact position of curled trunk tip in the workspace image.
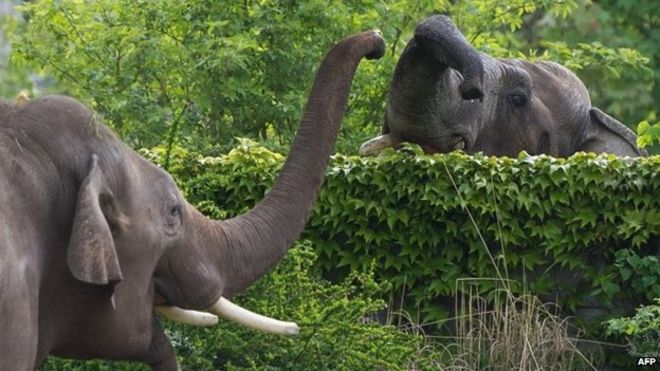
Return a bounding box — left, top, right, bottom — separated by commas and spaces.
414, 15, 484, 101
365, 29, 386, 59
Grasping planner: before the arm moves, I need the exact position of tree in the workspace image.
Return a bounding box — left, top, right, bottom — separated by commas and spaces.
6, 0, 654, 155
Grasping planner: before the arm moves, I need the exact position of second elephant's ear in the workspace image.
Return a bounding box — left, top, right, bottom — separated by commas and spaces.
67, 154, 123, 285
578, 108, 647, 156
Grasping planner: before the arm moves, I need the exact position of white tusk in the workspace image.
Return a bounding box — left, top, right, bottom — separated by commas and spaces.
15, 90, 30, 107
359, 133, 397, 156
155, 305, 219, 327
209, 297, 300, 336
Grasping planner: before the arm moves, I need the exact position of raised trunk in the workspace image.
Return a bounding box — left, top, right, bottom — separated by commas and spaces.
413, 15, 484, 100
214, 31, 385, 298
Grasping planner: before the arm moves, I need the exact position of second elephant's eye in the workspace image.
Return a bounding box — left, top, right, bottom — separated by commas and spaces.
509, 93, 527, 107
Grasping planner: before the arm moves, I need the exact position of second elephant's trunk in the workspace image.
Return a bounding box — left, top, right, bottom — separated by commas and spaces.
414, 15, 484, 100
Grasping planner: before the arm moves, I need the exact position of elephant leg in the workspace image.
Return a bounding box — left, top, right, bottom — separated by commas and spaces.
0, 293, 39, 370
137, 318, 178, 371
0, 249, 40, 370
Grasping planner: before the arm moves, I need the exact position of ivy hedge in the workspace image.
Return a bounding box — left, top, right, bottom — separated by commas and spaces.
144, 140, 660, 335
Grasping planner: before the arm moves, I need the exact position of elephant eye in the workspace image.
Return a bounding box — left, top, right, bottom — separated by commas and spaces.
163, 201, 182, 235
509, 93, 527, 107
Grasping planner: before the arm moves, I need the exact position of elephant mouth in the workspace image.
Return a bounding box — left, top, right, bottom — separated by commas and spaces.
421, 135, 466, 154
448, 135, 467, 152
153, 291, 168, 305
420, 144, 440, 154
413, 132, 467, 154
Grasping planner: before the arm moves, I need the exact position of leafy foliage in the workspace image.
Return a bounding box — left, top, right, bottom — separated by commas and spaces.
0, 11, 31, 98
4, 0, 655, 154
42, 241, 440, 370
606, 298, 660, 357
612, 250, 660, 301
155, 141, 659, 334
637, 116, 660, 149
7, 0, 401, 153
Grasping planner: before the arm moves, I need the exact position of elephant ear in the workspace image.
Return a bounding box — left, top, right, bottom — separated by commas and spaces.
67, 154, 124, 285
578, 108, 647, 156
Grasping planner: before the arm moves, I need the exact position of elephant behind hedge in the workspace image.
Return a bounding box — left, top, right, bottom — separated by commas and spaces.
360, 15, 646, 158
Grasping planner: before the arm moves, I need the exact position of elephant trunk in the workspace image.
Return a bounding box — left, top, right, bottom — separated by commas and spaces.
213, 31, 385, 298
414, 15, 484, 101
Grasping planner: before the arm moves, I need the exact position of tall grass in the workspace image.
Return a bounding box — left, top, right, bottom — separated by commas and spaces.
443, 279, 596, 370
387, 279, 597, 370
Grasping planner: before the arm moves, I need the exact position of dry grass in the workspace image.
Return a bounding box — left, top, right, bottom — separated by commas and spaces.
389, 283, 598, 370
402, 278, 598, 371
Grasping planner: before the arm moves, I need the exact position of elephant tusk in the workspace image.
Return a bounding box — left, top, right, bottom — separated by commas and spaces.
209, 297, 300, 336
15, 90, 30, 107
359, 133, 397, 156
154, 305, 219, 327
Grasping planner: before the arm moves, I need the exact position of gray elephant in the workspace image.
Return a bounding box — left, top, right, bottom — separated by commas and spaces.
360, 15, 646, 157
0, 30, 385, 370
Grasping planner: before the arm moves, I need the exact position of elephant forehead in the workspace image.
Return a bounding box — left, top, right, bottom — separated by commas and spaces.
495, 60, 533, 92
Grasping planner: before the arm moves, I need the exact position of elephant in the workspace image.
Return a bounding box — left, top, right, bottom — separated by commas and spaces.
0, 30, 385, 370
360, 15, 646, 158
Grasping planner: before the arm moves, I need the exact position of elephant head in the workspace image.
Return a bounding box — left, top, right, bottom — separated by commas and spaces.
360, 15, 645, 158
0, 30, 384, 370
